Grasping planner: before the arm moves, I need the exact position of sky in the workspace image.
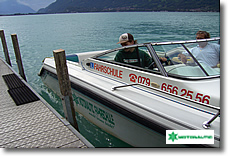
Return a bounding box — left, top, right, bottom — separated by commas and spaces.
0, 0, 56, 11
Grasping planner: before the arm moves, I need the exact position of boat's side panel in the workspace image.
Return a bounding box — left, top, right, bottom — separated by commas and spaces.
82, 58, 220, 107
73, 90, 170, 147
40, 65, 219, 147
41, 69, 182, 147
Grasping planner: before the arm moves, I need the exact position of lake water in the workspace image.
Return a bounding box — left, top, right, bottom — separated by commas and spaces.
0, 12, 220, 147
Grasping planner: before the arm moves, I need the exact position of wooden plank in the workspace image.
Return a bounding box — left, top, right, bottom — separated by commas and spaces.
0, 30, 11, 66
53, 49, 79, 130
11, 34, 26, 81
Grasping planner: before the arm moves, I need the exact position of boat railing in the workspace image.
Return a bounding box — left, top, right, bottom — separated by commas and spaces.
112, 83, 219, 110
112, 83, 220, 129
150, 37, 220, 46
202, 111, 220, 129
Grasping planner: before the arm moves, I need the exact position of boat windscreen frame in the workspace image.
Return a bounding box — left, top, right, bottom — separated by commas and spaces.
92, 44, 164, 75
181, 43, 209, 76
91, 37, 220, 80
145, 43, 168, 77
149, 37, 220, 77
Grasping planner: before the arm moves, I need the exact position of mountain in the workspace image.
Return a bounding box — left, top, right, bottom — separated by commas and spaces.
37, 0, 219, 13
0, 0, 36, 15
17, 0, 56, 12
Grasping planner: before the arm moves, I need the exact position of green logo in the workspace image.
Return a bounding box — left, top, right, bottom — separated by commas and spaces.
168, 132, 178, 142
167, 130, 213, 143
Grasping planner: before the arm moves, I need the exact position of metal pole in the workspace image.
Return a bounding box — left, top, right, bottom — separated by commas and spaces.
11, 34, 27, 81
53, 49, 79, 131
0, 30, 11, 66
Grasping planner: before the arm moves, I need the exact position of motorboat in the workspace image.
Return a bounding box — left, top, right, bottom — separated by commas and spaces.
39, 37, 220, 147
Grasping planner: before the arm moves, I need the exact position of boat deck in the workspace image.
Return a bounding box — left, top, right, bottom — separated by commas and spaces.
0, 57, 93, 148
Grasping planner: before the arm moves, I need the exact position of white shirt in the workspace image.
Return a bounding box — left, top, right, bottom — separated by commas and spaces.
184, 43, 220, 67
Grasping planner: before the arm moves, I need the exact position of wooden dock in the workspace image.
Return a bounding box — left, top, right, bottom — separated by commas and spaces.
0, 57, 94, 148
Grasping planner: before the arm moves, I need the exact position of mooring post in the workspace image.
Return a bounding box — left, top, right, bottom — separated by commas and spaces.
11, 34, 27, 81
53, 49, 79, 131
0, 30, 11, 66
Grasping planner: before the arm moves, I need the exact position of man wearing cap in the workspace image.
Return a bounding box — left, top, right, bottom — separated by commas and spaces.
114, 33, 153, 68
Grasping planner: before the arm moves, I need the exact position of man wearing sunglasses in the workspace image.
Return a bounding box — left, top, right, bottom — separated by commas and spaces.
178, 30, 220, 68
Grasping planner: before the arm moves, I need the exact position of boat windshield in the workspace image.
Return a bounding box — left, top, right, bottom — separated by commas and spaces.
152, 39, 220, 77
95, 38, 220, 79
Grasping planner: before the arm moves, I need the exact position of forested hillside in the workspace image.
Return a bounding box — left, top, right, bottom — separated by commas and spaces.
38, 0, 219, 13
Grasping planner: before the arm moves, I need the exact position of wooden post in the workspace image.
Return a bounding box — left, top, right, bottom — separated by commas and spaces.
11, 34, 27, 81
53, 49, 79, 131
0, 30, 11, 66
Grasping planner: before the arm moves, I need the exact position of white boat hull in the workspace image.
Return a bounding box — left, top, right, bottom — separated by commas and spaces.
39, 38, 221, 147
40, 67, 219, 147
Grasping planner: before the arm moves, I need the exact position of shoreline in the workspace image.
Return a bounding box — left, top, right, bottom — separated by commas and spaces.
0, 10, 219, 17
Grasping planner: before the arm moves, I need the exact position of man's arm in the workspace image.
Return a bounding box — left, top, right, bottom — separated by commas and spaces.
178, 53, 187, 64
